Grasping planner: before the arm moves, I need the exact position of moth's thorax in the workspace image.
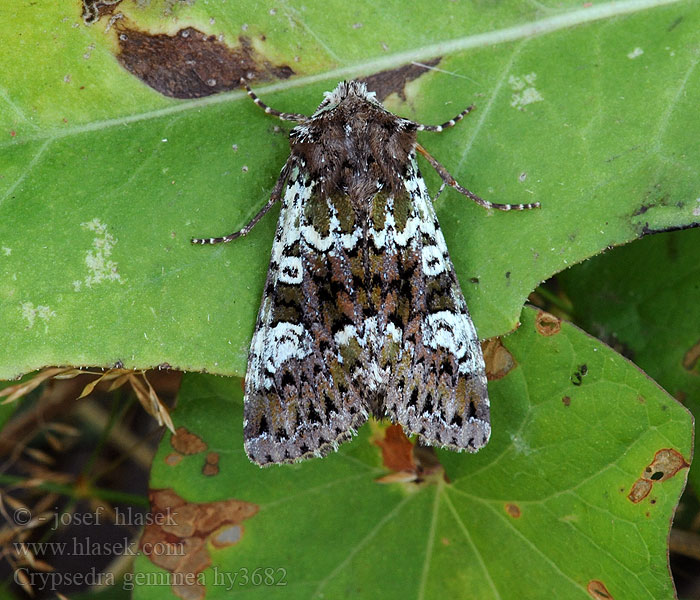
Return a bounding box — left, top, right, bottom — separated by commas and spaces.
289, 81, 417, 201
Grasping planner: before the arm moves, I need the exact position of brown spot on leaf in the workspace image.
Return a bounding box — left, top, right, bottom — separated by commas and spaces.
682, 338, 700, 372
360, 58, 441, 102
141, 489, 258, 600
373, 425, 444, 484
441, 537, 450, 546
374, 424, 416, 473
562, 396, 571, 407
505, 503, 522, 518
587, 580, 614, 599
535, 310, 561, 336
642, 448, 689, 482
481, 338, 515, 381
628, 448, 689, 503
117, 28, 294, 98
202, 452, 219, 476
165, 452, 183, 466
171, 427, 207, 455
627, 479, 652, 503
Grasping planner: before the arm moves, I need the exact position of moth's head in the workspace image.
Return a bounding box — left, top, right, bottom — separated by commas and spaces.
312, 80, 382, 116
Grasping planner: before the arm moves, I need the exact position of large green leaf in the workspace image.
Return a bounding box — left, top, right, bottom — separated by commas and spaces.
2, 0, 700, 379
132, 308, 691, 600
557, 227, 700, 493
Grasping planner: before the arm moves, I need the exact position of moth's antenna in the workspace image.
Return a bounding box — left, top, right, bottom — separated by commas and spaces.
410, 105, 475, 132
240, 78, 308, 123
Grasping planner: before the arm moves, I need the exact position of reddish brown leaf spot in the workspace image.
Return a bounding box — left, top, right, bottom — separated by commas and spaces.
682, 338, 700, 372
374, 424, 415, 473
117, 28, 294, 99
373, 425, 445, 485
505, 503, 522, 518
587, 579, 614, 599
359, 58, 441, 102
627, 479, 652, 503
202, 452, 220, 476
441, 537, 450, 546
535, 310, 561, 336
171, 427, 207, 455
628, 448, 689, 503
141, 489, 258, 600
642, 448, 689, 483
165, 453, 183, 466
562, 396, 571, 407
481, 338, 516, 381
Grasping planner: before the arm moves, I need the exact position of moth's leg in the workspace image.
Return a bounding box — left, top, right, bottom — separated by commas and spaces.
240, 78, 308, 123
406, 105, 475, 132
192, 159, 293, 245
416, 144, 540, 211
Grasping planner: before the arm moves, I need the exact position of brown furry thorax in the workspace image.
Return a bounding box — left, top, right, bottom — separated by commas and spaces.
289, 81, 418, 201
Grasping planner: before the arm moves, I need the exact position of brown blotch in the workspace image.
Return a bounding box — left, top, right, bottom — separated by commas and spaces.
141, 489, 258, 600
627, 479, 653, 503
441, 537, 450, 546
360, 57, 441, 102
627, 448, 689, 503
82, 0, 121, 24
374, 424, 415, 473
535, 310, 561, 336
202, 452, 219, 476
562, 396, 571, 407
682, 338, 700, 372
587, 580, 614, 599
117, 29, 294, 99
642, 448, 689, 483
165, 453, 183, 466
481, 338, 516, 381
373, 425, 445, 485
505, 503, 522, 518
171, 427, 207, 455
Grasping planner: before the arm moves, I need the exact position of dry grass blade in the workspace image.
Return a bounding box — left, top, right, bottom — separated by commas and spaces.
128, 373, 175, 433
0, 368, 71, 404
77, 369, 130, 399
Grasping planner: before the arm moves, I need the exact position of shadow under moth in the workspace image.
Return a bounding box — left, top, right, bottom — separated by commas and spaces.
193, 79, 539, 466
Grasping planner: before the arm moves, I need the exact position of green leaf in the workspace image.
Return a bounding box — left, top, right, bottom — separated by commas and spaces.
557, 227, 700, 493
133, 308, 691, 600
2, 0, 700, 378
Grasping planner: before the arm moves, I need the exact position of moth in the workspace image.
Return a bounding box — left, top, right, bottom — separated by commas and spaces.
193, 79, 539, 466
